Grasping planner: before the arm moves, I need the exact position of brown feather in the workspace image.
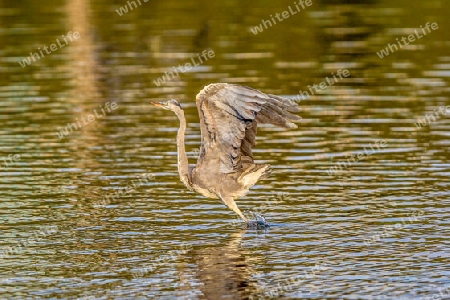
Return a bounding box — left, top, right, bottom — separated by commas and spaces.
195, 83, 301, 173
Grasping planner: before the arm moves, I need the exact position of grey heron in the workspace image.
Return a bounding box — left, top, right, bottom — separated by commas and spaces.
152, 83, 300, 226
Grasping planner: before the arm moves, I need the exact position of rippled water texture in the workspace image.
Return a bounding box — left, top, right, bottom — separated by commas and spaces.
1, 0, 449, 299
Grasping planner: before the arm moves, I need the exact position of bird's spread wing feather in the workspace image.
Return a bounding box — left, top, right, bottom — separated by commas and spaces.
195, 83, 301, 173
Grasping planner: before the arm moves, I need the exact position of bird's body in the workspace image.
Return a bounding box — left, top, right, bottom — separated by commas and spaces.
152, 83, 300, 224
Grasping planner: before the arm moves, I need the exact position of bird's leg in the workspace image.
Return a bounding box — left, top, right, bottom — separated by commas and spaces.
221, 197, 249, 223
247, 212, 270, 229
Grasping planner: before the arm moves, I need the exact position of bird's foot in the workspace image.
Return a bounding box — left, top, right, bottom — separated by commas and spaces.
246, 212, 270, 229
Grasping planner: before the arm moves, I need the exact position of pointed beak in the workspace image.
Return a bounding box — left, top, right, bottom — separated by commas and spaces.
151, 101, 165, 108
151, 101, 170, 110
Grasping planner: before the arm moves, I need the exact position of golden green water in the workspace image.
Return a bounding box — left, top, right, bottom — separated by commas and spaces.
1, 0, 449, 299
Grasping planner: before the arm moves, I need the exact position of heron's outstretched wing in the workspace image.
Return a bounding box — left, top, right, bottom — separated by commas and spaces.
195, 83, 301, 173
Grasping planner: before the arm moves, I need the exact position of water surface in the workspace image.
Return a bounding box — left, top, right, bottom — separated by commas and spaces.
1, 0, 449, 299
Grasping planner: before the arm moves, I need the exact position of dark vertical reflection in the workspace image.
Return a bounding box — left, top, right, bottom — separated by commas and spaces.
183, 232, 259, 299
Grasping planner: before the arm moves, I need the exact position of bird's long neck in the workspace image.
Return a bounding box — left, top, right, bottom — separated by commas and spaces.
175, 109, 193, 190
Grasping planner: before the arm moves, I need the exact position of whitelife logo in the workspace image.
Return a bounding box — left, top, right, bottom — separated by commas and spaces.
292, 69, 350, 102
56, 102, 118, 139
153, 50, 215, 86
1, 154, 21, 169
115, 0, 150, 16
18, 31, 81, 67
326, 140, 388, 176
376, 22, 438, 58
414, 105, 449, 129
250, 0, 313, 35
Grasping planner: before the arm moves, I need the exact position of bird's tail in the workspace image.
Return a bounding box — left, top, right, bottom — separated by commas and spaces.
238, 164, 271, 187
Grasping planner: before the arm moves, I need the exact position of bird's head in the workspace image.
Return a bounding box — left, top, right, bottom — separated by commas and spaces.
151, 99, 182, 112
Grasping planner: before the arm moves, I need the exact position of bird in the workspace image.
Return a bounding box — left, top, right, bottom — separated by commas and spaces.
152, 83, 301, 226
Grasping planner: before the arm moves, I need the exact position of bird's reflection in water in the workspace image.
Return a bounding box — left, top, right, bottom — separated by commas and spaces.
179, 231, 261, 299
